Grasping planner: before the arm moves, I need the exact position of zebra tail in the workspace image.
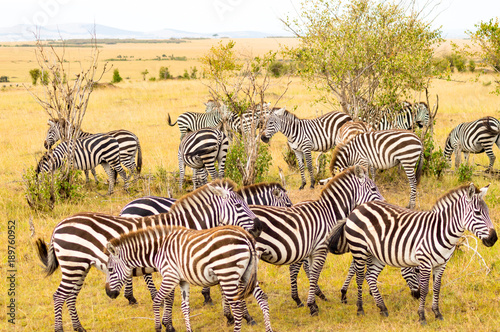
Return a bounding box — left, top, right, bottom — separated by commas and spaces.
35, 238, 59, 276
483, 116, 500, 135
136, 140, 142, 174
327, 220, 348, 255
236, 240, 258, 301
416, 149, 424, 186
167, 114, 177, 127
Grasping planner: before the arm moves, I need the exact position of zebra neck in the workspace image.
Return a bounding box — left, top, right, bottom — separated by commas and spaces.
279, 115, 300, 138
144, 206, 213, 229
120, 235, 162, 270
317, 193, 353, 224
432, 198, 468, 244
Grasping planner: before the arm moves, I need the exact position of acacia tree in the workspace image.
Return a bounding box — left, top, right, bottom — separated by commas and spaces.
284, 0, 442, 121
201, 40, 291, 185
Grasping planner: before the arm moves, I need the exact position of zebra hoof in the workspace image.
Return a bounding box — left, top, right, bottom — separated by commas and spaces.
308, 303, 319, 316
226, 316, 235, 326
203, 299, 214, 306
309, 185, 315, 189
357, 309, 365, 316
75, 327, 87, 332
411, 289, 420, 299
126, 296, 138, 305
380, 310, 389, 317
247, 319, 257, 326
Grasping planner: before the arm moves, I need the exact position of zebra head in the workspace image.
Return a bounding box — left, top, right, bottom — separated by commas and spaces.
205, 180, 263, 238
271, 185, 293, 207
463, 183, 497, 247
104, 242, 131, 299
442, 131, 455, 163
44, 119, 62, 149
261, 107, 286, 143
329, 142, 365, 175
344, 165, 384, 206
414, 102, 430, 128
36, 150, 54, 175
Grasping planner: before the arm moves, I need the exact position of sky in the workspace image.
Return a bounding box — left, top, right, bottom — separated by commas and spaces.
2, 0, 499, 36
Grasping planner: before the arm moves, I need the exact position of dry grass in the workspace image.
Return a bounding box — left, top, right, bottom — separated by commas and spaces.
2, 39, 500, 332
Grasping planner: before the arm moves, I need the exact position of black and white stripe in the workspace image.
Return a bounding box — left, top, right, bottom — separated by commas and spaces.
36, 133, 128, 194
335, 121, 374, 145
330, 130, 424, 209
261, 108, 352, 189
168, 104, 230, 139
443, 116, 500, 170
375, 101, 430, 131
35, 179, 262, 332
44, 119, 142, 181
327, 183, 497, 324
105, 225, 272, 332
178, 128, 229, 190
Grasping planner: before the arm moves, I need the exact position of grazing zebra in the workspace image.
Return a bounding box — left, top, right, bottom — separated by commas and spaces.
330, 130, 424, 209
35, 179, 263, 332
36, 133, 128, 194
105, 225, 272, 332
120, 182, 292, 218
327, 183, 497, 324
203, 166, 384, 322
375, 101, 430, 131
443, 116, 500, 171
178, 128, 229, 190
335, 121, 374, 145
261, 108, 352, 189
168, 104, 230, 139
44, 119, 142, 182
225, 103, 272, 134
118, 182, 292, 308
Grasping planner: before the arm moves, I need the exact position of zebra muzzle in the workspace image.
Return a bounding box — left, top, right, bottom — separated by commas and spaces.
482, 228, 498, 247
260, 135, 270, 144
249, 218, 263, 238
105, 283, 120, 299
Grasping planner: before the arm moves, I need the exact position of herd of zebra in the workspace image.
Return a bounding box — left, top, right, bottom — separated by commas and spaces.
35, 100, 500, 331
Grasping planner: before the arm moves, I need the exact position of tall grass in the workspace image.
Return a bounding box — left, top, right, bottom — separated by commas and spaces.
2, 40, 500, 331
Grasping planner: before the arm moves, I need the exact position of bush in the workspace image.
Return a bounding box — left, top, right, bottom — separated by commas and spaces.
282, 145, 298, 171
457, 162, 474, 183
445, 53, 467, 72
421, 131, 449, 179
29, 68, 41, 85
159, 66, 173, 80
315, 152, 331, 181
111, 69, 123, 83
469, 59, 476, 72
225, 136, 272, 185
0, 76, 8, 82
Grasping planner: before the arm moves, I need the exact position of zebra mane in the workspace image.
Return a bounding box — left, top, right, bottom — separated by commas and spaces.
170, 178, 237, 211
236, 182, 285, 194
433, 184, 480, 209
330, 141, 351, 174
106, 225, 180, 249
320, 166, 361, 197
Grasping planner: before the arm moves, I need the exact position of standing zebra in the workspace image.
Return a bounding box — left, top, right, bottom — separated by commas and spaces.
335, 121, 374, 145
168, 104, 230, 139
226, 104, 272, 134
44, 119, 142, 182
327, 183, 497, 324
261, 108, 352, 189
178, 128, 229, 190
443, 116, 500, 171
330, 130, 424, 209
375, 101, 430, 131
105, 225, 271, 332
35, 179, 263, 332
118, 182, 292, 308
120, 182, 292, 218
36, 133, 128, 194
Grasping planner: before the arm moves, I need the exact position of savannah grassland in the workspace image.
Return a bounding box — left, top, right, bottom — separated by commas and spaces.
2, 38, 500, 332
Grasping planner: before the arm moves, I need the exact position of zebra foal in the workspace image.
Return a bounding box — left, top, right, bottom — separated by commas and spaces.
261, 108, 352, 189
443, 116, 500, 171
178, 128, 229, 190
105, 225, 271, 332
328, 183, 497, 324
330, 130, 423, 209
37, 133, 128, 194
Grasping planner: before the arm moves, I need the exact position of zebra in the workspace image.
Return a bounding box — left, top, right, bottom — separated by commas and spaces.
118, 182, 292, 307
443, 116, 500, 171
327, 183, 497, 324
168, 104, 230, 139
36, 133, 128, 195
374, 101, 430, 131
261, 107, 352, 189
335, 121, 374, 145
35, 179, 263, 332
44, 119, 142, 182
330, 130, 424, 209
178, 128, 229, 190
225, 103, 273, 134
105, 225, 272, 332
120, 182, 292, 218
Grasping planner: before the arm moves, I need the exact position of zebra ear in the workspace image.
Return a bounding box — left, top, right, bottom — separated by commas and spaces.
206, 183, 229, 198
274, 107, 285, 116
48, 119, 55, 126
479, 184, 490, 199
354, 165, 366, 181
106, 242, 118, 257
272, 188, 280, 197
467, 183, 476, 200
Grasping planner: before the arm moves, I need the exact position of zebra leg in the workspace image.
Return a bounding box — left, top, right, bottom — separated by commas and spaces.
401, 267, 420, 299
354, 257, 367, 316
293, 150, 307, 190
431, 265, 446, 321
485, 147, 496, 171
84, 170, 90, 184
101, 162, 116, 195
178, 281, 193, 332
178, 149, 185, 191
155, 277, 178, 332
239, 300, 257, 325
305, 249, 328, 316
205, 163, 218, 182
365, 258, 388, 317
253, 284, 273, 332
302, 259, 327, 301
289, 261, 304, 307
201, 286, 214, 306
162, 289, 176, 332
340, 259, 356, 304
417, 265, 432, 325
402, 163, 417, 209
90, 168, 98, 184
60, 267, 90, 332
123, 278, 138, 305
144, 273, 158, 300
304, 150, 315, 189
219, 284, 244, 332
221, 288, 235, 325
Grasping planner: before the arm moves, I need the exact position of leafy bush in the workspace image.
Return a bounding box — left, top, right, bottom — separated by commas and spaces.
445, 53, 467, 72
225, 136, 272, 185
457, 162, 474, 183
421, 131, 449, 179
469, 59, 476, 72
111, 69, 123, 83
315, 152, 331, 181
282, 145, 298, 171
29, 68, 41, 85
159, 66, 173, 80
0, 76, 8, 82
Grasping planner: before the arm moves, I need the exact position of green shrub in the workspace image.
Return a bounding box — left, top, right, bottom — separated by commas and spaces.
445, 53, 467, 72
0, 76, 8, 82
282, 145, 298, 171
111, 69, 123, 83
225, 136, 272, 185
315, 152, 331, 181
29, 68, 41, 85
468, 59, 476, 72
421, 130, 449, 179
457, 162, 474, 183
159, 66, 172, 80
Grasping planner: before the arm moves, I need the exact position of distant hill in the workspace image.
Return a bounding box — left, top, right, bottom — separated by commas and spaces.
0, 23, 291, 42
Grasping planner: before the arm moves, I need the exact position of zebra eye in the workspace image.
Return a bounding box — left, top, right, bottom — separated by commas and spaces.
235, 203, 242, 208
